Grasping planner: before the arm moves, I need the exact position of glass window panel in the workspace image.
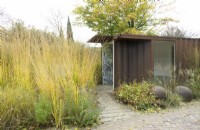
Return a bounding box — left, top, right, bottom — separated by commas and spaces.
153, 41, 175, 78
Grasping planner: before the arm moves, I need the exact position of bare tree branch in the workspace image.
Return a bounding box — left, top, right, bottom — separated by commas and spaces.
48, 9, 64, 38
0, 7, 12, 28
162, 26, 200, 38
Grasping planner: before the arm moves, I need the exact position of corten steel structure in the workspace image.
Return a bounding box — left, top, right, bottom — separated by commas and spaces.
88, 34, 200, 89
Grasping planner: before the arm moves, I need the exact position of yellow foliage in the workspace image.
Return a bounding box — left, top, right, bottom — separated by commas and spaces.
0, 24, 100, 128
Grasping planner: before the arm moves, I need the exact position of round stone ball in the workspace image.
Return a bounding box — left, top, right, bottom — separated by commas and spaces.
151, 86, 167, 100
174, 86, 193, 102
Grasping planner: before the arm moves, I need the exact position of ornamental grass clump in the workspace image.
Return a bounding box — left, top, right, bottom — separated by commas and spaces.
0, 22, 100, 129
64, 87, 100, 127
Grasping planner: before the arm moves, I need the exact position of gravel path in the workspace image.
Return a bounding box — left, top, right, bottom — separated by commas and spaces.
93, 85, 200, 130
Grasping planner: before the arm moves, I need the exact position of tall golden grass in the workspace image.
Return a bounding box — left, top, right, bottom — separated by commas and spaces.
0, 22, 100, 128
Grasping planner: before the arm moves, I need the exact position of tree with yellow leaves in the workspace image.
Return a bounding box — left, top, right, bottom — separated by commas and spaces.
74, 0, 174, 35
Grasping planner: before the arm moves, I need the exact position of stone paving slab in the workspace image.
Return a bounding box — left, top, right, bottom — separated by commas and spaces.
94, 85, 200, 130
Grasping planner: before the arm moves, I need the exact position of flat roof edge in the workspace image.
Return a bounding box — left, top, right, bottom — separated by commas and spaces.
88, 34, 200, 43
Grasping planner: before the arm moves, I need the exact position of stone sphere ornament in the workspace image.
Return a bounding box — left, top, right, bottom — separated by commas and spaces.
151, 86, 167, 100
174, 86, 193, 102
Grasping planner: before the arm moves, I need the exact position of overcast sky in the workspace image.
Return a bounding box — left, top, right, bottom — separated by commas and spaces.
0, 0, 200, 43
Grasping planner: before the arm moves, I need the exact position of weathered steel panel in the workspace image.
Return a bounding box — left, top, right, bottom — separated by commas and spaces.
114, 39, 152, 89
175, 38, 200, 69
114, 40, 121, 88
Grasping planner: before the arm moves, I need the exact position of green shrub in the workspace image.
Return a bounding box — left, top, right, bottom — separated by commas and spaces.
186, 69, 200, 99
115, 81, 158, 111
182, 47, 200, 99
34, 94, 53, 126
64, 88, 100, 127
0, 87, 35, 129
187, 69, 200, 99
176, 68, 200, 99
161, 93, 181, 108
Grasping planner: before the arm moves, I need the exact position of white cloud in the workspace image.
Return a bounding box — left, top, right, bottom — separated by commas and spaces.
174, 0, 200, 33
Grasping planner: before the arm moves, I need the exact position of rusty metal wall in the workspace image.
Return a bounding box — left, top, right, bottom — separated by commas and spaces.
175, 38, 200, 69
114, 38, 200, 89
114, 39, 152, 88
